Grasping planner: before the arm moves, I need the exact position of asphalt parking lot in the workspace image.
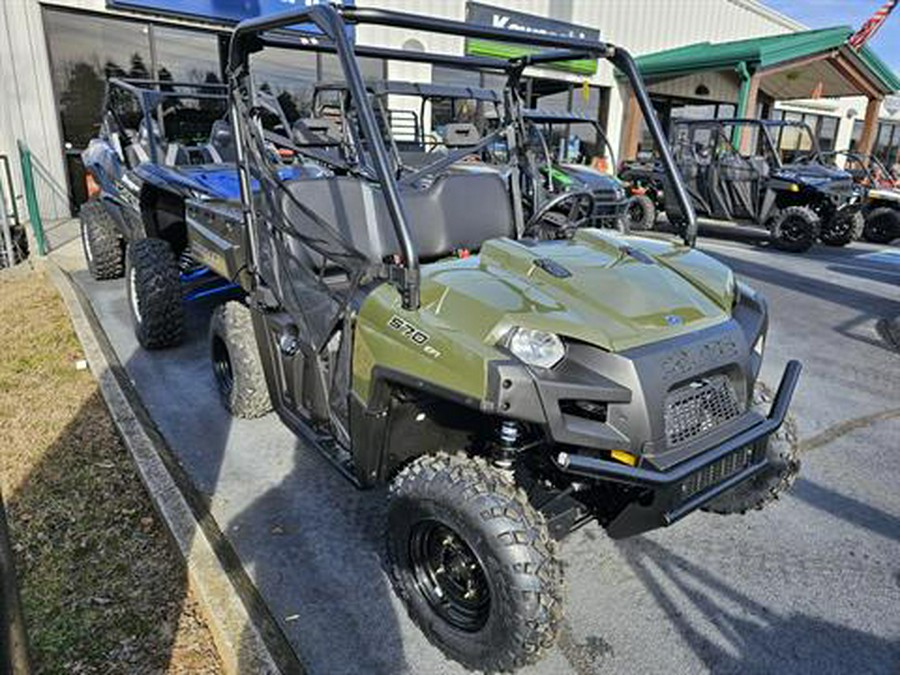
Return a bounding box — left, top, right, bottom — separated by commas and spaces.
55, 226, 900, 675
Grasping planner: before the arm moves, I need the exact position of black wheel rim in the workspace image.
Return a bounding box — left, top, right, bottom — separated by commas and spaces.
409, 520, 490, 632
627, 200, 643, 224
780, 216, 809, 243
212, 335, 234, 397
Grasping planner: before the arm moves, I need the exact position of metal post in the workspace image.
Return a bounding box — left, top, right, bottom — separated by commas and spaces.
0, 156, 19, 226
0, 487, 32, 675
0, 167, 13, 268
16, 142, 46, 256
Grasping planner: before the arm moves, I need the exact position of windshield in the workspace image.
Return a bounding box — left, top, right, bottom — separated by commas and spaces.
526, 120, 611, 169
767, 122, 819, 164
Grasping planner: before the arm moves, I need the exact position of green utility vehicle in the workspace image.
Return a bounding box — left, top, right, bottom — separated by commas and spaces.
194, 6, 802, 670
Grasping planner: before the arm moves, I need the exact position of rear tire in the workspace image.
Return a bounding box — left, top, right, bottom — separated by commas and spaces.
820, 210, 863, 247
209, 301, 271, 418
624, 194, 656, 231
863, 207, 900, 244
704, 381, 800, 515
80, 200, 125, 279
126, 238, 184, 349
769, 205, 819, 252
386, 453, 563, 672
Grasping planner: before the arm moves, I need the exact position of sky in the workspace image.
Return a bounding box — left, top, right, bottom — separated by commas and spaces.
762, 0, 900, 73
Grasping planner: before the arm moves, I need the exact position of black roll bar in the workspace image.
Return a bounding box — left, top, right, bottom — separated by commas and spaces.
611, 51, 697, 246
230, 4, 420, 308
228, 4, 701, 304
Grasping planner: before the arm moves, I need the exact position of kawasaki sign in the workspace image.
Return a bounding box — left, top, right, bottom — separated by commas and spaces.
465, 2, 600, 75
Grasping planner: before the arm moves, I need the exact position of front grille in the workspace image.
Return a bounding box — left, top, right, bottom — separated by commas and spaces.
679, 443, 765, 500
664, 375, 742, 447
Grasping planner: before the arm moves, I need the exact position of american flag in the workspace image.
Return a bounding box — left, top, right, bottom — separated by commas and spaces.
848, 0, 897, 50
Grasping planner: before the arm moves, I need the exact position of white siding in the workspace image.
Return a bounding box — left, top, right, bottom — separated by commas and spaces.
0, 0, 69, 221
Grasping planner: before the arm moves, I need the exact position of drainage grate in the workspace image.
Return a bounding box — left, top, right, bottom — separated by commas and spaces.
664, 374, 742, 447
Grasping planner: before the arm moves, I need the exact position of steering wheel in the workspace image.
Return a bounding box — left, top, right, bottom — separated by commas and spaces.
525, 189, 596, 238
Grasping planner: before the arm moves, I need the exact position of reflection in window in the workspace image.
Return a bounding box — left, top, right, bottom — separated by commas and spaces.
153, 27, 221, 86
250, 48, 318, 124
44, 8, 152, 148
849, 120, 864, 150
875, 123, 895, 164
816, 116, 838, 152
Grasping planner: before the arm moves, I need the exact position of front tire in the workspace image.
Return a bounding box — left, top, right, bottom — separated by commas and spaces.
126, 239, 184, 349
820, 210, 863, 247
80, 200, 125, 279
209, 301, 271, 418
704, 381, 800, 515
624, 194, 656, 231
769, 205, 819, 252
863, 207, 900, 244
387, 453, 563, 672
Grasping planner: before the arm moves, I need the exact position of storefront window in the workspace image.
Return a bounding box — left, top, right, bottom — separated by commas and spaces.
251, 48, 318, 123
153, 26, 220, 86
849, 120, 864, 150
874, 122, 896, 165
44, 9, 153, 148
816, 116, 838, 152
716, 104, 736, 119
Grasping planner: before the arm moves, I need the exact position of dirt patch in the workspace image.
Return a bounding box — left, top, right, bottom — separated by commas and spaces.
0, 265, 223, 674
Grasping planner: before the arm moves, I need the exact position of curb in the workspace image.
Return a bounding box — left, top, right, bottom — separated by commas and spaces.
47, 261, 284, 675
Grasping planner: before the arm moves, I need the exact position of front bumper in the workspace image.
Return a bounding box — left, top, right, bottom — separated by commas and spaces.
591, 197, 628, 226
553, 360, 801, 539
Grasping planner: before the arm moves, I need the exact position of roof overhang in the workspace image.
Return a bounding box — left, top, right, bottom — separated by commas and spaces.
633, 26, 900, 100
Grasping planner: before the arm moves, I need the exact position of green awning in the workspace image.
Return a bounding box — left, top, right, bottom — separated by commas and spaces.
633, 26, 900, 95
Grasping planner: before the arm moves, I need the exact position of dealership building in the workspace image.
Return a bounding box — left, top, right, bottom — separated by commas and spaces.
1, 0, 898, 222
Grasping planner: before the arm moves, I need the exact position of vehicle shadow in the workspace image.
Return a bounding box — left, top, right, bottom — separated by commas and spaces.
710, 249, 900, 354
230, 440, 410, 675
92, 280, 411, 673
790, 477, 900, 544
826, 262, 900, 286
615, 536, 900, 675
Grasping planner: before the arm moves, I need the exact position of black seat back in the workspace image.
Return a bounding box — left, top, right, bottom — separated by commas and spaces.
208, 119, 236, 163
278, 172, 513, 269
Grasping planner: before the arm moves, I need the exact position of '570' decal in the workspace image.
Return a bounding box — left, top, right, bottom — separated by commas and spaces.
388, 315, 429, 344
387, 315, 441, 358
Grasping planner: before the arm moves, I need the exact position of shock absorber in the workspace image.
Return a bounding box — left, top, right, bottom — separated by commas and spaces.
493, 419, 524, 469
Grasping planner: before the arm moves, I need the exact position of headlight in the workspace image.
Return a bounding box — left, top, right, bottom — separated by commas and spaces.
506, 327, 565, 369
753, 333, 766, 358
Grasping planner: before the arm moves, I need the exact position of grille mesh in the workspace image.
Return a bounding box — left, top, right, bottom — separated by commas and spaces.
679, 443, 765, 500
664, 375, 742, 447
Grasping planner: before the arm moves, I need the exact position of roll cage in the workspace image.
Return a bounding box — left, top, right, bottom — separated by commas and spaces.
671, 118, 822, 169
226, 4, 697, 311
102, 78, 229, 165
822, 150, 897, 186
522, 109, 618, 172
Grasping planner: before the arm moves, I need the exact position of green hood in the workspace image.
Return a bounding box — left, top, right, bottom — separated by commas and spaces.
417, 230, 733, 352
354, 230, 735, 403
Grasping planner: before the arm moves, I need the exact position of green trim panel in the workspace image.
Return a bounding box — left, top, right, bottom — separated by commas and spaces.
466, 38, 597, 75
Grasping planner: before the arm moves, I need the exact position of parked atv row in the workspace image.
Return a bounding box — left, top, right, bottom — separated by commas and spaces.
79, 78, 306, 349
620, 118, 868, 252
823, 150, 900, 244
80, 5, 802, 672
